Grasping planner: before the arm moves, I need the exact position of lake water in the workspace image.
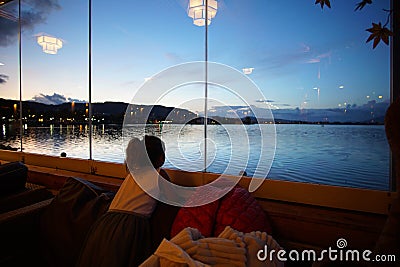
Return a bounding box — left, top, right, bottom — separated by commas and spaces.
0, 124, 390, 191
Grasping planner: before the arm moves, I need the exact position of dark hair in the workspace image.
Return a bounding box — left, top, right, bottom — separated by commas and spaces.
125, 135, 165, 170
143, 135, 165, 169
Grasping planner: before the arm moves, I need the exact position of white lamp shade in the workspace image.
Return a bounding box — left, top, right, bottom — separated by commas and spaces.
187, 0, 217, 26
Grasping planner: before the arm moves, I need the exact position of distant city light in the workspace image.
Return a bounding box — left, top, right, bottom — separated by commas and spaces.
366, 95, 370, 99
0, 62, 4, 66
339, 85, 344, 89
242, 68, 254, 75
187, 0, 218, 26
378, 95, 383, 99
37, 35, 63, 54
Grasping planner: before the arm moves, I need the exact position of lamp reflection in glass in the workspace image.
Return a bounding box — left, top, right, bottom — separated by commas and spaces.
187, 0, 218, 26
37, 35, 63, 54
242, 68, 254, 75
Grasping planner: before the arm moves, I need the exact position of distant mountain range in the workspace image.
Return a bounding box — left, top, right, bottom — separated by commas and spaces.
202, 101, 389, 124
0, 98, 196, 125
0, 98, 389, 125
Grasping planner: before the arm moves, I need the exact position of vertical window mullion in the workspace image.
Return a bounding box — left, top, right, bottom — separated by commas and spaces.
18, 0, 22, 152
204, 0, 208, 172
88, 0, 93, 160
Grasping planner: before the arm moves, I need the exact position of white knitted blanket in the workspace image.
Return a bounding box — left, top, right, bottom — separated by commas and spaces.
140, 226, 284, 267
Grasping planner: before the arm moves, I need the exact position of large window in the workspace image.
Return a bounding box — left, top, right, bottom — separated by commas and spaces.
0, 0, 19, 150
90, 0, 204, 162
208, 1, 391, 190
0, 0, 392, 191
20, 0, 89, 159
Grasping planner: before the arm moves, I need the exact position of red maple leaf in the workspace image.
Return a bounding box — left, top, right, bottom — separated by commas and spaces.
355, 0, 372, 11
315, 0, 331, 9
366, 22, 393, 49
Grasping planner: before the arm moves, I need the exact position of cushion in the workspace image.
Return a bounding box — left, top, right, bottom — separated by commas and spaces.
39, 177, 114, 267
170, 200, 219, 238
0, 161, 28, 197
171, 185, 273, 238
0, 185, 53, 214
214, 186, 273, 236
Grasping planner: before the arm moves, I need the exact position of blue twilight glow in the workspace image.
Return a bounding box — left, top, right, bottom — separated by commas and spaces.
0, 0, 391, 111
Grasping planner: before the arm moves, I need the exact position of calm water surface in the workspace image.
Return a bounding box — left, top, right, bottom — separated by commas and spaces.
0, 124, 390, 190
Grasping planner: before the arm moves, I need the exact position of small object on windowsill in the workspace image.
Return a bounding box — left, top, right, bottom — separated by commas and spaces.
239, 170, 247, 177
60, 152, 67, 158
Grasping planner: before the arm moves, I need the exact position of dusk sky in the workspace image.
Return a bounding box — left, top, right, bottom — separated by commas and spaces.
0, 0, 391, 113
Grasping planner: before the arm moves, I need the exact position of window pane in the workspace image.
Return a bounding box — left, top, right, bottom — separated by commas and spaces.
91, 0, 207, 172
0, 0, 20, 151
20, 0, 89, 159
208, 1, 390, 190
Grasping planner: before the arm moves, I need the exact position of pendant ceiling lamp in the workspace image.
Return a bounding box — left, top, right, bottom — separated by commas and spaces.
187, 0, 218, 26
37, 35, 63, 54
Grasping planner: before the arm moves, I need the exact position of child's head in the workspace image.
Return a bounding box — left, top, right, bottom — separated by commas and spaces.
125, 135, 165, 171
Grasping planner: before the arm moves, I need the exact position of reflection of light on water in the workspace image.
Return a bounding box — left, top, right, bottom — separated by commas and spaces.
0, 124, 390, 190
2, 124, 5, 136
313, 87, 320, 105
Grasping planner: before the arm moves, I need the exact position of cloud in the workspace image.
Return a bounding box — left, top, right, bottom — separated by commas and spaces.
0, 0, 61, 47
258, 43, 333, 72
0, 74, 9, 84
32, 92, 84, 105
32, 93, 67, 105
317, 51, 332, 59
164, 52, 182, 63
67, 97, 86, 103
260, 51, 307, 70
305, 50, 332, 64
301, 43, 311, 53
256, 99, 274, 103
276, 103, 291, 107
305, 58, 320, 63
